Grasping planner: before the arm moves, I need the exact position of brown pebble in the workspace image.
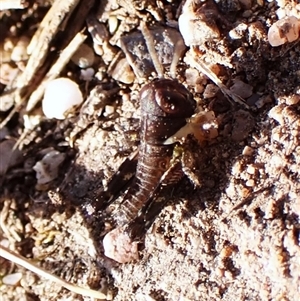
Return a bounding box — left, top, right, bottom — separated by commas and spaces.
231, 110, 255, 142
242, 146, 254, 156
230, 79, 253, 99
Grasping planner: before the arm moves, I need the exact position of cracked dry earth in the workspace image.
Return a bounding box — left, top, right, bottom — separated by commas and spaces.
0, 1, 300, 301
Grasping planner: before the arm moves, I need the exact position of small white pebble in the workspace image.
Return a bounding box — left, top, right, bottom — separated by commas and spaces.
33, 150, 66, 184
246, 165, 256, 175
23, 113, 42, 130
203, 84, 219, 99
108, 16, 119, 35
2, 273, 23, 286
229, 23, 248, 40
103, 227, 139, 263
276, 8, 287, 20
104, 105, 115, 116
185, 68, 200, 86
245, 179, 255, 187
231, 161, 243, 176
42, 78, 83, 120
268, 16, 300, 47
225, 182, 237, 199
80, 67, 95, 81
0, 239, 10, 248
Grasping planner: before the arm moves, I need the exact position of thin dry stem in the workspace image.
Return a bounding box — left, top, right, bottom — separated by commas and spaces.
0, 245, 107, 300
0, 105, 19, 130
190, 47, 250, 109
26, 31, 87, 112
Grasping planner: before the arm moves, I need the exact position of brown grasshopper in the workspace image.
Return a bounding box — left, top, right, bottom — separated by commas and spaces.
97, 23, 217, 263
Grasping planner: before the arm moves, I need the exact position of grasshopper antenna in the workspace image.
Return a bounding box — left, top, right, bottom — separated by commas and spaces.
169, 38, 186, 79
141, 22, 186, 79
140, 22, 164, 78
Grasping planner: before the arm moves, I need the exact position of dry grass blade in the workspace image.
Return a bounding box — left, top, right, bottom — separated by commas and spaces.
0, 245, 107, 300
190, 47, 250, 109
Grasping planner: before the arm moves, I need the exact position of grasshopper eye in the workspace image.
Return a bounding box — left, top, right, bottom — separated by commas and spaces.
156, 88, 189, 115
152, 79, 196, 118
140, 79, 195, 117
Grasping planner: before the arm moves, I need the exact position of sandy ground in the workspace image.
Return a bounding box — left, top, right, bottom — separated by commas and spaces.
0, 1, 299, 301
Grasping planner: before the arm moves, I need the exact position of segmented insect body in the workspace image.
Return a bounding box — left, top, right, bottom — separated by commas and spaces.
115, 78, 196, 226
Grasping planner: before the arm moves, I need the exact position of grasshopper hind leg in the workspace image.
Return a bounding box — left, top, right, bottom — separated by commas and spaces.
93, 149, 139, 211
